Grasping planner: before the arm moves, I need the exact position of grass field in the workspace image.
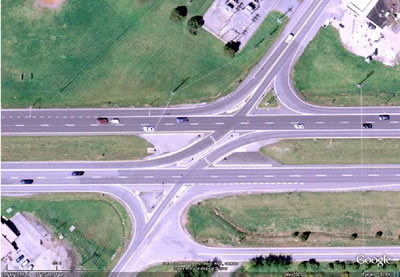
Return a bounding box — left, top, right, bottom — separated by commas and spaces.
186, 191, 400, 247
293, 27, 400, 106
1, 135, 152, 161
259, 138, 400, 164
257, 89, 279, 108
1, 193, 132, 271
2, 0, 287, 108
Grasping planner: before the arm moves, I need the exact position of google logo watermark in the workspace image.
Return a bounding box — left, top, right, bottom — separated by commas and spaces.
356, 255, 392, 267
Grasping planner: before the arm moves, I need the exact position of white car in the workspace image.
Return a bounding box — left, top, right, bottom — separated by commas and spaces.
110, 118, 120, 125
322, 19, 331, 29
19, 259, 30, 269
294, 123, 304, 129
143, 126, 155, 132
285, 33, 294, 43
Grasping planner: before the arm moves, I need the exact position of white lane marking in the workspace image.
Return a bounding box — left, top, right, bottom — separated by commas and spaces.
240, 122, 249, 125
390, 121, 399, 124
140, 123, 148, 126
40, 124, 49, 127
70, 116, 75, 118
48, 116, 51, 118
92, 176, 102, 178
17, 116, 21, 118
55, 116, 59, 118
2, 116, 5, 119
172, 175, 182, 178
144, 176, 154, 178
215, 122, 224, 125
368, 174, 379, 177
117, 124, 125, 126
290, 122, 298, 124
190, 123, 199, 126
63, 116, 67, 118
265, 122, 275, 125
290, 175, 301, 177
86, 116, 90, 118
237, 175, 247, 178
315, 121, 324, 124
342, 174, 353, 177
40, 116, 44, 118
164, 123, 174, 126
264, 175, 274, 177
90, 124, 98, 126
210, 136, 216, 143
37, 177, 46, 179
204, 158, 210, 164
395, 174, 400, 176
10, 177, 18, 179
15, 124, 24, 127
315, 174, 327, 177
211, 176, 219, 178
340, 121, 349, 124
65, 124, 75, 127
79, 116, 83, 118
66, 176, 74, 179
118, 176, 128, 179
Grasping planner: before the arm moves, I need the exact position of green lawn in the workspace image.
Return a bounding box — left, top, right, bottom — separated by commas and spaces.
257, 89, 279, 108
186, 191, 400, 247
293, 27, 400, 106
2, 0, 287, 108
1, 135, 152, 161
259, 138, 400, 164
1, 193, 132, 271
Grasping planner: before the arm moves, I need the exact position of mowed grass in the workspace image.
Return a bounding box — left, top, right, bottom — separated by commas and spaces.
186, 191, 400, 247
1, 193, 133, 271
293, 27, 400, 106
2, 0, 287, 108
259, 139, 400, 164
257, 89, 279, 108
1, 136, 152, 161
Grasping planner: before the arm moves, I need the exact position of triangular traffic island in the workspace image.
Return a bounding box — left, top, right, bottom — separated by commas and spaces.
258, 89, 279, 108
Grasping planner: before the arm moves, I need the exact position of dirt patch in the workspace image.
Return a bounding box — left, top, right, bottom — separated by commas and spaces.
35, 0, 66, 11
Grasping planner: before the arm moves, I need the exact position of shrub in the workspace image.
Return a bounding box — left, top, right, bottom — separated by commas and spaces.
375, 231, 383, 238
170, 6, 188, 22
224, 40, 241, 57
350, 233, 358, 240
187, 15, 205, 35
291, 231, 299, 237
300, 231, 311, 241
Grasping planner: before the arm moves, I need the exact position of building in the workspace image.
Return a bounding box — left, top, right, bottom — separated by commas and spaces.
1, 216, 20, 259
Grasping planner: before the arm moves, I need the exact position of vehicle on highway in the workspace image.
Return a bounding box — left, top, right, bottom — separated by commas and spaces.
19, 179, 33, 184
16, 255, 24, 263
19, 259, 30, 269
362, 123, 373, 128
379, 115, 390, 120
28, 264, 34, 270
285, 33, 294, 43
143, 126, 155, 132
176, 117, 189, 123
72, 171, 85, 176
110, 118, 120, 124
97, 117, 109, 124
294, 123, 304, 129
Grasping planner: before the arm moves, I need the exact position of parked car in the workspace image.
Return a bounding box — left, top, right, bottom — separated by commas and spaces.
16, 255, 24, 263
379, 114, 390, 120
110, 118, 120, 124
19, 179, 33, 184
143, 126, 155, 132
176, 117, 189, 123
19, 259, 30, 269
28, 264, 34, 270
97, 117, 108, 124
322, 18, 332, 29
72, 171, 85, 176
362, 123, 373, 128
285, 33, 295, 43
294, 123, 304, 129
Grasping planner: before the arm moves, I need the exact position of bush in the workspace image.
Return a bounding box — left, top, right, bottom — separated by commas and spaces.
224, 40, 241, 57
187, 15, 205, 35
376, 231, 383, 238
291, 231, 299, 237
350, 233, 358, 240
170, 6, 188, 22
300, 231, 311, 241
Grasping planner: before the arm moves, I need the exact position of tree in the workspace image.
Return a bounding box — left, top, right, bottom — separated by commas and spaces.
171, 6, 188, 22
300, 231, 311, 242
375, 231, 383, 238
187, 16, 205, 35
350, 233, 358, 240
224, 40, 241, 57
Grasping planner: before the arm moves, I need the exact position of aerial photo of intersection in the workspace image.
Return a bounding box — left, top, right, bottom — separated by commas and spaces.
1, 0, 400, 275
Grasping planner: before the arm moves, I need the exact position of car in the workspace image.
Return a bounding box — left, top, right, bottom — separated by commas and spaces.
16, 255, 24, 263
322, 19, 331, 28
294, 123, 304, 129
226, 2, 234, 11
72, 171, 85, 176
110, 118, 120, 125
363, 123, 373, 128
28, 264, 34, 270
97, 117, 108, 124
19, 259, 30, 269
339, 23, 345, 28
143, 126, 155, 132
379, 115, 390, 120
19, 179, 33, 184
176, 117, 189, 123
285, 33, 294, 43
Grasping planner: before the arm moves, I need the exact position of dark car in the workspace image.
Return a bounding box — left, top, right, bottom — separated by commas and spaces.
72, 171, 85, 176
362, 123, 373, 129
19, 179, 33, 184
176, 117, 189, 123
16, 255, 24, 263
379, 115, 390, 120
96, 117, 109, 124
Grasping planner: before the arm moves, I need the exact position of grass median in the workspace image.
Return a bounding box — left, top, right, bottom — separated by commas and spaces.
2, 0, 287, 108
1, 135, 152, 161
259, 138, 400, 164
186, 191, 400, 247
1, 193, 132, 271
293, 27, 400, 106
